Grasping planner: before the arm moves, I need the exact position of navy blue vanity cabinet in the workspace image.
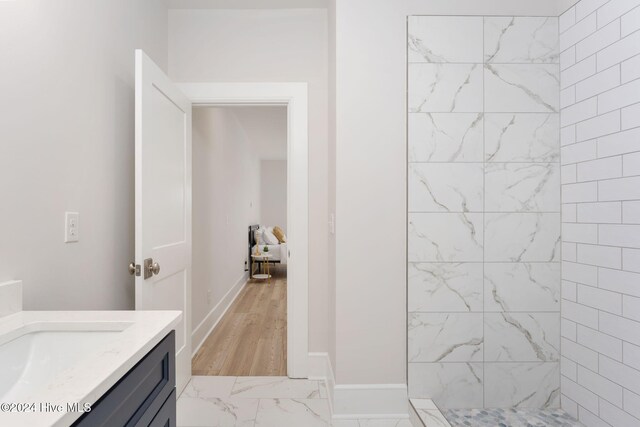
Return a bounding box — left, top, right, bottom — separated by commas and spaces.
72, 331, 176, 427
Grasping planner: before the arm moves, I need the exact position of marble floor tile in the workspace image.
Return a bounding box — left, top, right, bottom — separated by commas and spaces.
444, 408, 581, 427
177, 395, 259, 427
231, 377, 320, 399
254, 398, 331, 427
332, 419, 413, 427
183, 376, 238, 398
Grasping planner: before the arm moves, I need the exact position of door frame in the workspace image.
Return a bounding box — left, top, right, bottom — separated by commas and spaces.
178, 82, 309, 378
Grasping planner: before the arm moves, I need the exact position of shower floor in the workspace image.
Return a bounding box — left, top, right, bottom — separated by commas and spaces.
443, 408, 583, 427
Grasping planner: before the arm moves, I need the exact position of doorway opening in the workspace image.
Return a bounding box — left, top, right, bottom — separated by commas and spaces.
190, 105, 288, 376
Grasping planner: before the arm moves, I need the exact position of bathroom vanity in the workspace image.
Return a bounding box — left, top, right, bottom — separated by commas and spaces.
0, 280, 182, 427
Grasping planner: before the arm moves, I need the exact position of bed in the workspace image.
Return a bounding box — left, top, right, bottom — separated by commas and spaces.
248, 224, 287, 267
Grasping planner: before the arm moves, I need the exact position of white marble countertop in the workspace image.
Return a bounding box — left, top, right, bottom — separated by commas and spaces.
0, 310, 181, 427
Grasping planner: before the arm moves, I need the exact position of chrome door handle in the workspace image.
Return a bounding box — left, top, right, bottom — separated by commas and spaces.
151, 262, 160, 275
143, 258, 160, 279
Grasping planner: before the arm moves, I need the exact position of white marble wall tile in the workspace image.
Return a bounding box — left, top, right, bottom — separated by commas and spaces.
409, 113, 484, 162
485, 313, 560, 362
485, 114, 560, 162
409, 163, 484, 212
409, 313, 484, 362
485, 17, 559, 64
484, 263, 561, 312
409, 64, 483, 113
408, 263, 483, 312
484, 363, 560, 408
409, 213, 484, 262
485, 64, 560, 113
485, 213, 561, 262
254, 398, 331, 427
408, 16, 483, 63
408, 363, 484, 409
485, 163, 560, 212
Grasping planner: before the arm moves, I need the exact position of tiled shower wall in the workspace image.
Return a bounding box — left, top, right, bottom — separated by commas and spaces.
407, 16, 561, 409
559, 0, 640, 426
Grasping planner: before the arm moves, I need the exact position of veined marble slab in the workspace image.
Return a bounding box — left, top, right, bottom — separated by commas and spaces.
408, 263, 483, 312
485, 163, 560, 212
409, 213, 483, 262
231, 377, 320, 399
485, 213, 561, 262
409, 363, 484, 409
409, 313, 483, 362
485, 17, 559, 64
409, 64, 483, 113
408, 16, 483, 63
409, 113, 484, 162
485, 64, 559, 113
485, 312, 560, 362
177, 394, 258, 427
409, 163, 484, 212
484, 362, 560, 408
485, 113, 559, 162
254, 398, 331, 427
485, 263, 560, 312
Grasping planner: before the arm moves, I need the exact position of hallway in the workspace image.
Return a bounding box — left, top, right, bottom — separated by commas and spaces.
192, 267, 287, 376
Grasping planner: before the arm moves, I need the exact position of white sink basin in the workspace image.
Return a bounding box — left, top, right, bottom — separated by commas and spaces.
0, 322, 132, 401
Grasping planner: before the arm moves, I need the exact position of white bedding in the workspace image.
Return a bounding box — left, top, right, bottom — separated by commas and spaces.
252, 243, 287, 264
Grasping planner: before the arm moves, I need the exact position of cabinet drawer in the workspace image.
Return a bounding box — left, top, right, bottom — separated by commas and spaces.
73, 331, 175, 427
148, 389, 177, 427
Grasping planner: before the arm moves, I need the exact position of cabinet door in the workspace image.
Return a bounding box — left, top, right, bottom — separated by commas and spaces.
148, 390, 177, 427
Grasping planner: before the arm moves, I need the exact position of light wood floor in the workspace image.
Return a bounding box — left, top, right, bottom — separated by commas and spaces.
192, 266, 287, 376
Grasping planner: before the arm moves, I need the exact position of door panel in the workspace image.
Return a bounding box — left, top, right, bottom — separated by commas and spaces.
135, 49, 192, 394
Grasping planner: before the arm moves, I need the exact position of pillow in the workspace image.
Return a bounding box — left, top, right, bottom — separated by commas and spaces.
262, 228, 280, 245
273, 226, 287, 243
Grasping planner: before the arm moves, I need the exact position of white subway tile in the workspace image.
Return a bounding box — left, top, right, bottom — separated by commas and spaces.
599, 267, 640, 296
623, 294, 640, 321
622, 53, 640, 83
563, 299, 600, 329
623, 389, 640, 422
562, 356, 578, 381
576, 19, 621, 61
597, 29, 640, 71
600, 311, 640, 346
577, 365, 624, 406
576, 65, 621, 102
624, 341, 640, 370
563, 182, 599, 202
562, 97, 598, 126
599, 0, 640, 27
563, 395, 580, 419
564, 242, 578, 261
563, 377, 600, 415
562, 139, 597, 163
563, 280, 579, 301
624, 152, 640, 176
577, 324, 624, 360
562, 164, 578, 184
561, 86, 577, 108
624, 201, 640, 224
623, 248, 640, 272
577, 201, 622, 223
577, 0, 612, 21
621, 4, 640, 36
600, 224, 640, 247
560, 7, 577, 34
564, 203, 578, 222
577, 111, 621, 141
563, 222, 599, 243
562, 55, 597, 89
563, 261, 599, 286
600, 399, 640, 426
622, 102, 640, 130
562, 338, 600, 372
599, 176, 640, 201
578, 281, 623, 311
578, 406, 609, 427
561, 46, 577, 71
597, 127, 640, 157
600, 354, 640, 395
577, 156, 623, 181
598, 78, 640, 113
577, 244, 623, 269
562, 13, 598, 51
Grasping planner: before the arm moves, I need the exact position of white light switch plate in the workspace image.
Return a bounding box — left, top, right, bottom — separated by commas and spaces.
65, 212, 79, 243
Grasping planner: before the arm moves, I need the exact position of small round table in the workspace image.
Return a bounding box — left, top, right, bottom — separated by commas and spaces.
251, 253, 273, 284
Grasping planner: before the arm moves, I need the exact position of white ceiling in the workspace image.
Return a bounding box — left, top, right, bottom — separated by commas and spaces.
168, 0, 327, 9
229, 106, 288, 161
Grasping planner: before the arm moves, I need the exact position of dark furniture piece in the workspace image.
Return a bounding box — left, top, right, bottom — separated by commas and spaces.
72, 331, 176, 427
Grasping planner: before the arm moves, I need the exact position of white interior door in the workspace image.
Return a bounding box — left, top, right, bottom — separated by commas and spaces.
135, 50, 192, 393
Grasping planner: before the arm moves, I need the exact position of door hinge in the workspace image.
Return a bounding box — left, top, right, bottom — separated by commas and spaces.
128, 262, 141, 277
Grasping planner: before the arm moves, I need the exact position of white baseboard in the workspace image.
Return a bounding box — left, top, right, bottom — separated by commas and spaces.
191, 272, 249, 357
308, 352, 409, 420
